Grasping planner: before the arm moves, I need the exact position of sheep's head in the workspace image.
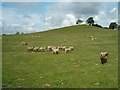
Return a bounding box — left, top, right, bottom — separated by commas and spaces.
101, 52, 108, 56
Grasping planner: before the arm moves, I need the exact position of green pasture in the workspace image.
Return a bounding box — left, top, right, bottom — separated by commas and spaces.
2, 25, 118, 88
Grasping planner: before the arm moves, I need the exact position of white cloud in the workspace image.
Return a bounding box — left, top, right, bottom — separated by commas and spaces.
94, 16, 100, 22
91, 7, 118, 27
2, 7, 45, 34
2, 2, 118, 34
45, 17, 51, 21
110, 7, 117, 13
62, 14, 77, 26
107, 19, 117, 24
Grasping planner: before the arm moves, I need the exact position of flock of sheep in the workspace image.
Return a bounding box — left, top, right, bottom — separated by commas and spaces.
22, 42, 108, 64
27, 46, 74, 54
22, 42, 74, 54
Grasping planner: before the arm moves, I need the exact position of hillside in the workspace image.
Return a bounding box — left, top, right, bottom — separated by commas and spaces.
2, 25, 118, 88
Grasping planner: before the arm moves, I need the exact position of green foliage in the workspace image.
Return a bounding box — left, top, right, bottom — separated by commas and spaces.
15, 31, 20, 35
86, 17, 94, 25
117, 25, 120, 30
92, 24, 102, 28
76, 19, 83, 25
2, 25, 118, 88
109, 22, 117, 29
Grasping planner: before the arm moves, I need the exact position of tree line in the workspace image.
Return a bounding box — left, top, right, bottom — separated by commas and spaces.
76, 17, 119, 30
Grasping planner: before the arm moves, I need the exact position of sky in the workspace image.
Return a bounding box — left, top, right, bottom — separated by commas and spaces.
0, 1, 118, 34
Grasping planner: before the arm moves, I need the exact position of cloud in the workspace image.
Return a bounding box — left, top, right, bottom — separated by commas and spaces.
50, 2, 102, 18
110, 7, 117, 13
62, 14, 77, 26
2, 22, 39, 34
43, 2, 102, 29
2, 2, 118, 34
2, 2, 43, 10
2, 7, 43, 34
48, 2, 118, 28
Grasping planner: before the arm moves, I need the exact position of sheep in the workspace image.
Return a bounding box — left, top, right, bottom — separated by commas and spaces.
47, 46, 54, 51
52, 46, 57, 51
27, 45, 74, 54
33, 47, 39, 52
65, 46, 74, 53
90, 36, 97, 41
65, 48, 71, 53
22, 42, 27, 45
90, 36, 94, 41
39, 47, 46, 52
27, 47, 34, 52
57, 46, 63, 50
52, 48, 59, 54
100, 52, 108, 64
69, 46, 74, 51
61, 46, 66, 51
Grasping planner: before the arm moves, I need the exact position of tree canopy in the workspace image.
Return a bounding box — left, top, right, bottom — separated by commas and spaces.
86, 17, 94, 25
109, 22, 117, 29
117, 25, 120, 30
76, 19, 83, 25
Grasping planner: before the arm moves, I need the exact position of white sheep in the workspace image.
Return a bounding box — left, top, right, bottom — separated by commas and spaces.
57, 46, 65, 51
47, 46, 54, 51
39, 47, 46, 52
27, 47, 34, 52
69, 46, 74, 51
100, 52, 108, 64
33, 47, 39, 52
52, 48, 59, 54
61, 46, 66, 51
57, 46, 62, 50
22, 42, 27, 45
65, 48, 71, 53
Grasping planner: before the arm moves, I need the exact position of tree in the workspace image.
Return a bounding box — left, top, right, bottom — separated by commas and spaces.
86, 17, 94, 25
109, 22, 117, 29
92, 24, 102, 28
15, 31, 20, 35
117, 25, 120, 30
76, 19, 83, 25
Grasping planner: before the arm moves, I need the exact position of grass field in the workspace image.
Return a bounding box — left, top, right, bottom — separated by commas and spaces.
0, 35, 2, 89
2, 25, 118, 88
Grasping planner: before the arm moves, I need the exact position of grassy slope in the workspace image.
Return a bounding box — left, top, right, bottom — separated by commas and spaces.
2, 25, 118, 88
0, 35, 2, 89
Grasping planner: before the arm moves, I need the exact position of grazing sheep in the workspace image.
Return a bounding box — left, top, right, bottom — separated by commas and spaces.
33, 47, 39, 52
52, 48, 59, 54
90, 36, 97, 41
27, 45, 74, 54
69, 46, 74, 51
57, 46, 63, 50
90, 36, 94, 41
100, 52, 108, 64
52, 46, 57, 51
61, 46, 66, 51
65, 48, 71, 53
27, 47, 34, 52
47, 46, 54, 51
39, 47, 46, 52
22, 42, 27, 45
